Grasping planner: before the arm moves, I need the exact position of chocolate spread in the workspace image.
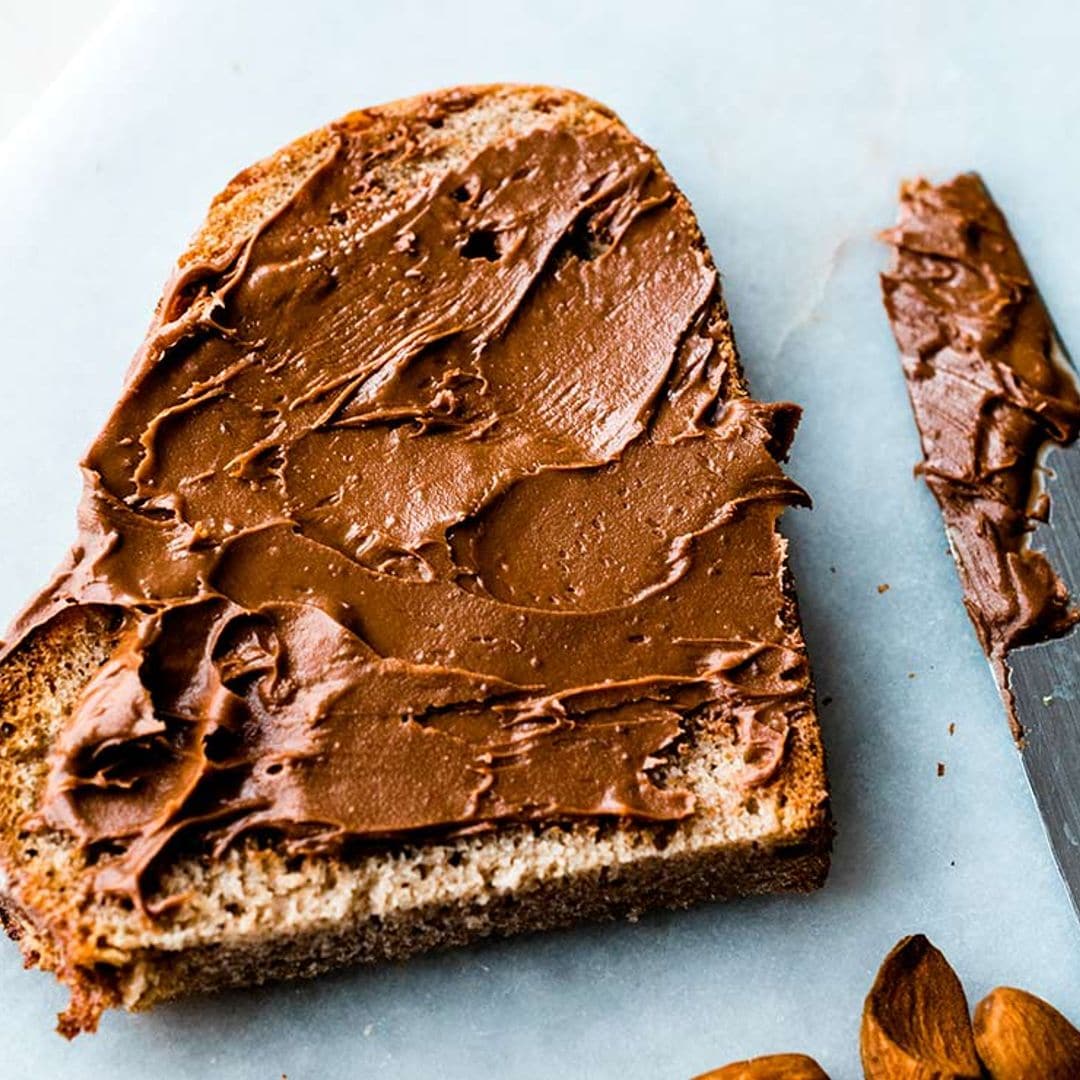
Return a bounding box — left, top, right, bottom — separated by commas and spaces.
882, 173, 1080, 729
5, 96, 813, 904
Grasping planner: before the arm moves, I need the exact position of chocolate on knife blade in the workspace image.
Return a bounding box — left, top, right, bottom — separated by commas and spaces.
881, 172, 1080, 738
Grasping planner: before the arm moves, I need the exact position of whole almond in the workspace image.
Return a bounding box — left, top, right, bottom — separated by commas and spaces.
692, 1053, 829, 1079
974, 985, 1080, 1079
860, 934, 982, 1079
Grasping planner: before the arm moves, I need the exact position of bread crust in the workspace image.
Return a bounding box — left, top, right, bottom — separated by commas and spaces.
0, 84, 831, 1035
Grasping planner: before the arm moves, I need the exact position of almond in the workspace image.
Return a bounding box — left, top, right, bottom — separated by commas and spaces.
692, 1053, 829, 1079
860, 934, 982, 1079
974, 985, 1080, 1079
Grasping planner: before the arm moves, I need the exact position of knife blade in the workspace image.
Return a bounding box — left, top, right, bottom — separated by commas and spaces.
1006, 337, 1080, 918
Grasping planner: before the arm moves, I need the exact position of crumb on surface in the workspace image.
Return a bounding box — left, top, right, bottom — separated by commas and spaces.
822, 695, 833, 707
948, 722, 955, 735
877, 583, 890, 594
937, 762, 946, 777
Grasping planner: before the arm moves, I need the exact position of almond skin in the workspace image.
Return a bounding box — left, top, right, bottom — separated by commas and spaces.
860, 935, 982, 1079
692, 1053, 829, 1079
974, 986, 1080, 1079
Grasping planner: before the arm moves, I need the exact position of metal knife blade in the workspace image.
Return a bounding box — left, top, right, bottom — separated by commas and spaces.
1005, 335, 1080, 919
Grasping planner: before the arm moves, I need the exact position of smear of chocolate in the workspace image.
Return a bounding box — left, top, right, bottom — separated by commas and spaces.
5, 92, 814, 905
882, 173, 1080, 733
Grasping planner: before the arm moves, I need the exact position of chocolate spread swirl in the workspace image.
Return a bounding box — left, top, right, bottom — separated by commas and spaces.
882, 173, 1080, 730
5, 95, 813, 904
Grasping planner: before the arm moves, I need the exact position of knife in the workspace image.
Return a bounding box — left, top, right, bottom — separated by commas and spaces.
882, 174, 1080, 919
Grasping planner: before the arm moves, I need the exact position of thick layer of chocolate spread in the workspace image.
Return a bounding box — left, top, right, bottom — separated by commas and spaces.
882, 174, 1080, 728
6, 97, 813, 904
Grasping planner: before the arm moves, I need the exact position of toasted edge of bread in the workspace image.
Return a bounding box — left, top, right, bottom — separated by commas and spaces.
0, 84, 831, 1036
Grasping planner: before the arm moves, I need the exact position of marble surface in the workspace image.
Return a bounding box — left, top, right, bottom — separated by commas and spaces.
0, 0, 116, 140
1, 1, 1078, 1076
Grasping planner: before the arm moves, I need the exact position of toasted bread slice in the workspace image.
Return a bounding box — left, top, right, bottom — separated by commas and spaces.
0, 84, 830, 1035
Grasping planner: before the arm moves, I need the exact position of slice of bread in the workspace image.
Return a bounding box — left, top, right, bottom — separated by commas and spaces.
0, 84, 831, 1036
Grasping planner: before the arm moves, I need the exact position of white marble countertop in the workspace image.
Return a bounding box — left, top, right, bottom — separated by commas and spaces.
0, 0, 116, 141
1, 2, 1078, 1076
